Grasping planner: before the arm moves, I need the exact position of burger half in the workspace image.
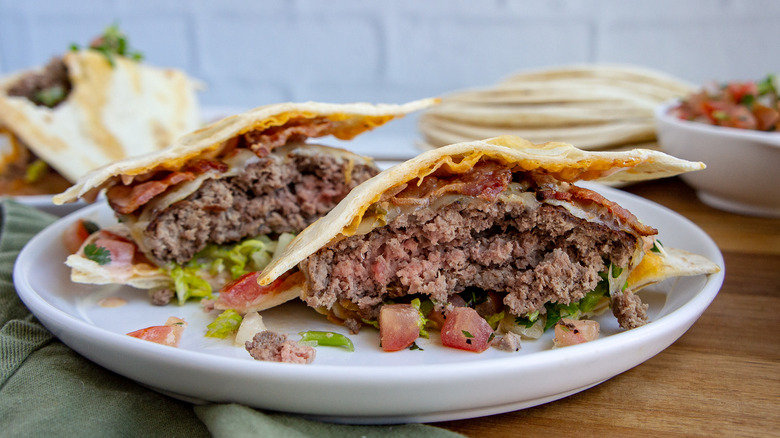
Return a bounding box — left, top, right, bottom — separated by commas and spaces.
255, 135, 720, 350
54, 99, 437, 307
0, 25, 201, 195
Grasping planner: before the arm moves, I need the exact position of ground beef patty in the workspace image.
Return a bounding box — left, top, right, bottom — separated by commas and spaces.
144, 152, 377, 264
301, 200, 638, 321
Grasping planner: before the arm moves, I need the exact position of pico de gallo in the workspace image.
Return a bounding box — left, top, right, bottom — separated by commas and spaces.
672, 74, 779, 131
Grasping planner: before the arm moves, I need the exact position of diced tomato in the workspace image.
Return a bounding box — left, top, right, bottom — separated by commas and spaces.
552, 318, 600, 348
673, 76, 777, 132
426, 294, 467, 329
378, 304, 421, 352
106, 171, 195, 214
726, 82, 758, 104
127, 317, 187, 347
440, 307, 494, 353
215, 271, 301, 313
62, 219, 95, 254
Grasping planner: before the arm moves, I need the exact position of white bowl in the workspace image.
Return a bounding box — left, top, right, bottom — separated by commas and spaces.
655, 100, 780, 217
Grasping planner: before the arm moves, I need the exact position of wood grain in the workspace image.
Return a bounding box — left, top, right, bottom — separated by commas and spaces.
435, 177, 780, 437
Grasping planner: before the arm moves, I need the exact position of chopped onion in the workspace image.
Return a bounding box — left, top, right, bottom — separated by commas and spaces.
234, 312, 267, 346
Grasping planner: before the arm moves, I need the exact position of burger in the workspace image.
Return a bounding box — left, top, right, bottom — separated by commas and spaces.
53, 98, 437, 307
254, 135, 721, 351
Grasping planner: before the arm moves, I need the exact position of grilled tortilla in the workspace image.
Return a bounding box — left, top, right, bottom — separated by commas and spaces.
257, 135, 720, 331
56, 99, 437, 306
0, 50, 200, 195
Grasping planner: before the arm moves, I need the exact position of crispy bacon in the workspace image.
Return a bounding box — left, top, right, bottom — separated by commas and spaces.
454, 161, 512, 201
539, 185, 657, 236
392, 161, 512, 205
104, 120, 339, 215
387, 159, 654, 237
185, 159, 228, 174
107, 171, 195, 215
244, 118, 335, 157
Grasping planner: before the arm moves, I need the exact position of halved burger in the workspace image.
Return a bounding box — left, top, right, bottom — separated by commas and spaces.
255, 135, 720, 350
53, 98, 437, 307
0, 25, 201, 195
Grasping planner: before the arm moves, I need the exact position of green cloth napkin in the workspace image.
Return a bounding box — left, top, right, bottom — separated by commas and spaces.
0, 200, 463, 438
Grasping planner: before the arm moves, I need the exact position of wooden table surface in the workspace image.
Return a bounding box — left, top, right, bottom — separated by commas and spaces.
436, 177, 780, 438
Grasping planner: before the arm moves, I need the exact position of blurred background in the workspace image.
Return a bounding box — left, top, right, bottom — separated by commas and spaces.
1, 0, 778, 135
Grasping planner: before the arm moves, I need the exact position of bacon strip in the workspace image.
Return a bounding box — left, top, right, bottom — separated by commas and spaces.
244, 118, 335, 157
391, 161, 512, 205
104, 121, 335, 215
107, 171, 195, 215
389, 158, 655, 237
540, 185, 657, 236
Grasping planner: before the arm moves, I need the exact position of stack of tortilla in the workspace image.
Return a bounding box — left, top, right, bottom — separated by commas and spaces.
418, 64, 694, 152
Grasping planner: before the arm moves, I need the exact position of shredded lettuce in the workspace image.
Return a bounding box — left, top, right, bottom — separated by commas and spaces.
168, 233, 295, 305
206, 309, 243, 338
191, 233, 293, 280
485, 311, 505, 330
170, 264, 213, 306
540, 268, 615, 331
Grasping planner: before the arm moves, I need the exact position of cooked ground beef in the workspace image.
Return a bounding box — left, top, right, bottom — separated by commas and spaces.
6, 57, 71, 108
493, 332, 523, 352
611, 290, 648, 329
245, 331, 316, 364
301, 200, 639, 323
150, 288, 174, 306
144, 151, 377, 264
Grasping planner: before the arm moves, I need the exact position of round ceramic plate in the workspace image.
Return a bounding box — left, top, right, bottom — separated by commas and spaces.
14, 185, 724, 424
9, 195, 87, 217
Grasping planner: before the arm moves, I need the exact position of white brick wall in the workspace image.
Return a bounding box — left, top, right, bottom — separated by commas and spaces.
1, 0, 778, 125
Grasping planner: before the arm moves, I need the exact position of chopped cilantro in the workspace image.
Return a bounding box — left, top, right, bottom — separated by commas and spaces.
71, 23, 144, 67
740, 93, 756, 107
514, 316, 536, 328
461, 289, 488, 307
83, 243, 111, 265
757, 74, 777, 96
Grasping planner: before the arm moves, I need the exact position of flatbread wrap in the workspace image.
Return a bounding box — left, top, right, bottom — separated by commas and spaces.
0, 26, 201, 195
256, 135, 720, 345
54, 98, 437, 307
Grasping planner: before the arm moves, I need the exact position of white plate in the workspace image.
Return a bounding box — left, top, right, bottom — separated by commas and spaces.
14, 185, 724, 424
8, 194, 87, 217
